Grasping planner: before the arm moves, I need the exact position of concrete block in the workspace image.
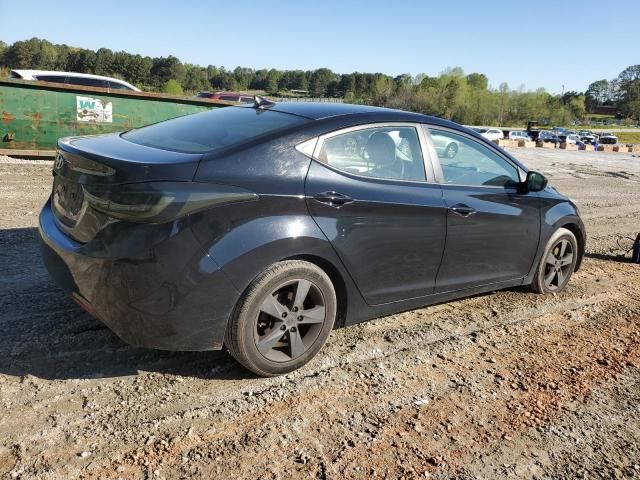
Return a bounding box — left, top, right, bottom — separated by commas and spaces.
560, 143, 578, 151
597, 145, 615, 152
495, 139, 513, 148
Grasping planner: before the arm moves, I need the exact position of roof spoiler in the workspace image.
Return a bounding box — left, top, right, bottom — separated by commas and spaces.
254, 95, 276, 109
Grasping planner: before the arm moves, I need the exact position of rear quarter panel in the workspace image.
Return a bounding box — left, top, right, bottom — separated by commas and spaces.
191, 129, 370, 327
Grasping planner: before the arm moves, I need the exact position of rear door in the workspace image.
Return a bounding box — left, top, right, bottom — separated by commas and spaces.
424, 126, 541, 292
304, 123, 447, 305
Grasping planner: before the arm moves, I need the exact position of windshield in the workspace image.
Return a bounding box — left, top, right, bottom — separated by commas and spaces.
123, 107, 310, 153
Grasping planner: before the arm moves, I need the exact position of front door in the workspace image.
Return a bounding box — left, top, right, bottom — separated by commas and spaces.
304, 124, 447, 305
426, 127, 541, 292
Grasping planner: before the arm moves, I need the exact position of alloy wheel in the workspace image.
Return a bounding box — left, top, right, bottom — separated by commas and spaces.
543, 238, 574, 291
254, 279, 326, 362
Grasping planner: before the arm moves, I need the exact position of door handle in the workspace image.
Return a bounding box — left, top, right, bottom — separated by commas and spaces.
450, 203, 477, 217
313, 191, 354, 207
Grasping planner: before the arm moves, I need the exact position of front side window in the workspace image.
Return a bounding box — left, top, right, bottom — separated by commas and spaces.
67, 77, 108, 88
430, 129, 520, 188
318, 126, 426, 182
123, 106, 310, 154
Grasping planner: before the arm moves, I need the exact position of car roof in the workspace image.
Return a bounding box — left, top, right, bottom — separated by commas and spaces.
264, 102, 467, 129
214, 91, 251, 96
244, 102, 467, 131
10, 70, 140, 91
268, 102, 404, 120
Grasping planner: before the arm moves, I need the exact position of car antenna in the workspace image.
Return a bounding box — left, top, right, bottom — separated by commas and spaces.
254, 95, 276, 109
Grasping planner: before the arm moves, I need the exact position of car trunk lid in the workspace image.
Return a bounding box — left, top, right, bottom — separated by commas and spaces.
52, 133, 202, 242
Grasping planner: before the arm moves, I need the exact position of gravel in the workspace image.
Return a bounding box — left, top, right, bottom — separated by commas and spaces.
0, 148, 639, 479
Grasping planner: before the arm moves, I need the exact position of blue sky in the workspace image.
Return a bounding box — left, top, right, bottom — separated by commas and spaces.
2, 0, 638, 93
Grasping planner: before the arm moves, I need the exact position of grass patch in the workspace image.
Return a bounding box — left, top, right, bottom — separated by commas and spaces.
585, 114, 616, 119
616, 132, 640, 144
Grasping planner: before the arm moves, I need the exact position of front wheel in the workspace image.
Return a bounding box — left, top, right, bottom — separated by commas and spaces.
530, 228, 578, 294
225, 260, 337, 377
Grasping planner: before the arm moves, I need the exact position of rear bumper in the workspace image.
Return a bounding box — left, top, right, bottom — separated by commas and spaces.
38, 200, 240, 351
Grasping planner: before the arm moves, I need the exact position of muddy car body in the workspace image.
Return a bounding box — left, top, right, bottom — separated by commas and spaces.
39, 102, 585, 375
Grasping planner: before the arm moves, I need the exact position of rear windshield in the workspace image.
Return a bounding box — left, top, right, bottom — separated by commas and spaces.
122, 107, 309, 154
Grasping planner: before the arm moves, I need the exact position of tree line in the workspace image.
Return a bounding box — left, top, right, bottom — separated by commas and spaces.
1, 38, 638, 126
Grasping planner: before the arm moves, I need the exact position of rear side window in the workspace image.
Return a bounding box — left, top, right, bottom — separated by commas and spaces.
35, 75, 67, 83
123, 107, 310, 154
108, 80, 133, 91
318, 126, 426, 182
219, 95, 240, 101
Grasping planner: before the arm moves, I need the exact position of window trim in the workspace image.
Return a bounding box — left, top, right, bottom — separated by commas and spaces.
301, 122, 436, 184
423, 124, 526, 188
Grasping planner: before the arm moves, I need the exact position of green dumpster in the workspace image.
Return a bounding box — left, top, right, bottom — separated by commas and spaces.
0, 79, 230, 156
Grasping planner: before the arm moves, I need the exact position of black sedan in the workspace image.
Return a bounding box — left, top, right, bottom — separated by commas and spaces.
538, 131, 562, 145
39, 101, 585, 376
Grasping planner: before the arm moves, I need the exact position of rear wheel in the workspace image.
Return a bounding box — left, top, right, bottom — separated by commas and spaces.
225, 260, 337, 377
530, 228, 578, 294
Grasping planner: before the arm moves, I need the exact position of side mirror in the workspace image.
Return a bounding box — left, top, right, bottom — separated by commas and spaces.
524, 171, 548, 192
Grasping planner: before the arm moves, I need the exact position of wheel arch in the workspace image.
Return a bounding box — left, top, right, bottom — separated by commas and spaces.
558, 221, 585, 271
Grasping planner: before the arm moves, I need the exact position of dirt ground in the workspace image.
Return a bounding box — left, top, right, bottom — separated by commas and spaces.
0, 148, 639, 480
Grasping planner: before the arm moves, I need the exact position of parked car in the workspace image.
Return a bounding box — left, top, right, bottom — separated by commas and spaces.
538, 131, 562, 145
9, 69, 140, 92
508, 131, 532, 142
39, 102, 585, 376
431, 133, 460, 158
599, 133, 618, 145
568, 134, 586, 148
196, 91, 255, 103
474, 127, 504, 142
578, 130, 597, 144
561, 134, 579, 145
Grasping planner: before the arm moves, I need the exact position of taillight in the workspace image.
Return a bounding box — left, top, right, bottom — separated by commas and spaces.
83, 182, 257, 223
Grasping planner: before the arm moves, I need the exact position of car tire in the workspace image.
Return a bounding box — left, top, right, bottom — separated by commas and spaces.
445, 142, 458, 158
225, 260, 337, 377
530, 228, 578, 294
